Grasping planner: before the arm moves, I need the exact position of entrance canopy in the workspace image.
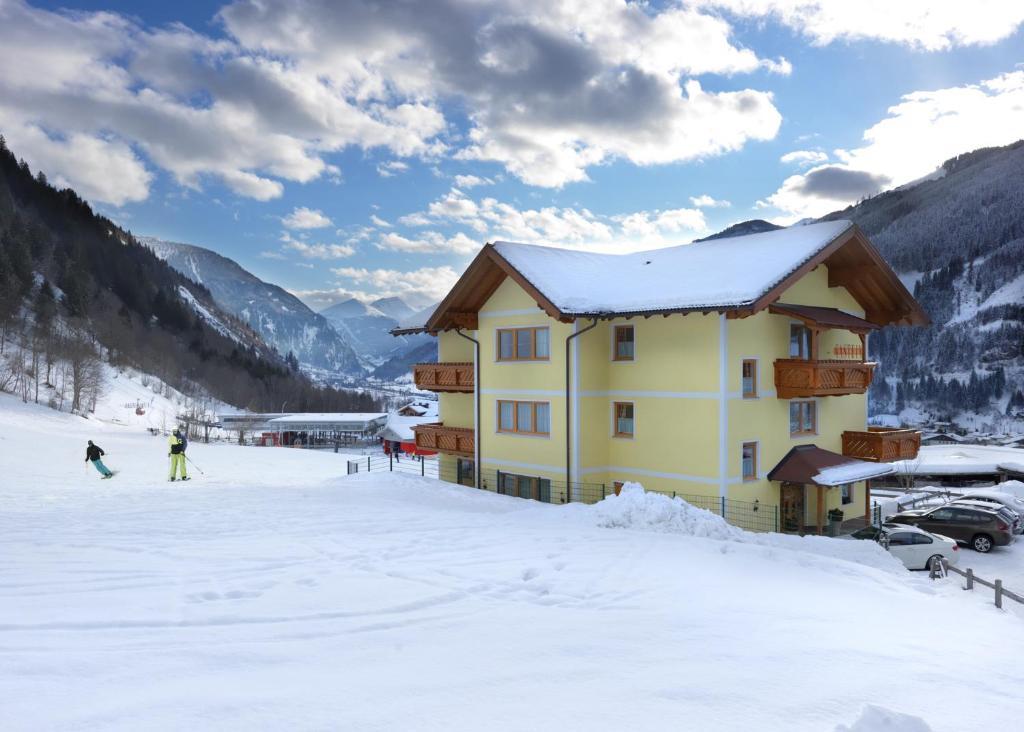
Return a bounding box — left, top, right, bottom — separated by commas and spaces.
768, 444, 895, 487
767, 303, 879, 333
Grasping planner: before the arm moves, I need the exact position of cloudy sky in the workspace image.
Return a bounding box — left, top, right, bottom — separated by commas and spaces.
3, 0, 1023, 309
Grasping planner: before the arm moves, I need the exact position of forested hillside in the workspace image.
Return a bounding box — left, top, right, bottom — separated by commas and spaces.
0, 136, 379, 414
819, 140, 1024, 431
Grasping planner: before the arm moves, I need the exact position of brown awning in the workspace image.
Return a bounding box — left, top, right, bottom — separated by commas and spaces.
768, 303, 879, 333
767, 444, 894, 486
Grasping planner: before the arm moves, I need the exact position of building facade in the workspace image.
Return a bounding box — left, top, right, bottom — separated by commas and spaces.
400, 221, 928, 534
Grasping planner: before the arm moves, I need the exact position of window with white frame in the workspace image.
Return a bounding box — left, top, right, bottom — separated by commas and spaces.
742, 442, 757, 481
789, 400, 817, 436
742, 359, 757, 398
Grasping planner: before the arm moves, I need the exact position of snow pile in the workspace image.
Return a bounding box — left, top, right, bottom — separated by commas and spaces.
593, 483, 743, 539
813, 460, 895, 486
836, 705, 933, 732
994, 479, 1024, 499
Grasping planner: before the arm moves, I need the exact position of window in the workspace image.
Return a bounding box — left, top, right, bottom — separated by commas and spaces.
497, 400, 550, 436
742, 442, 757, 482
789, 324, 811, 359
496, 327, 550, 361
789, 400, 816, 435
887, 532, 915, 546
911, 534, 934, 545
613, 325, 635, 361
613, 402, 634, 437
928, 508, 954, 521
741, 359, 757, 398
841, 483, 853, 504
497, 472, 552, 502
457, 458, 475, 487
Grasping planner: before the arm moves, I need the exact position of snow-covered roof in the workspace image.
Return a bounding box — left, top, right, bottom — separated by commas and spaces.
380, 414, 436, 442
492, 220, 854, 315
813, 461, 895, 487
267, 413, 387, 425
893, 445, 1024, 475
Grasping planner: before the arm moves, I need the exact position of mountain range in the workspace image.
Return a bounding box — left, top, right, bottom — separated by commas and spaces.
144, 237, 437, 382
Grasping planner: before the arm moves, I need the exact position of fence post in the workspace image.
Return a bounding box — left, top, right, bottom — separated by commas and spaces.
389, 452, 393, 471
421, 458, 425, 477
995, 579, 1003, 609
602, 484, 606, 499
965, 568, 974, 591
367, 456, 371, 472
720, 496, 726, 518
775, 505, 780, 533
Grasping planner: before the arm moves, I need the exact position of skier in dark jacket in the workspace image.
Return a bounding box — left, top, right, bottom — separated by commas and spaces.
85, 440, 114, 478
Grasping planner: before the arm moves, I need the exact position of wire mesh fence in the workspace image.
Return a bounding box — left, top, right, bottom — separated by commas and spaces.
346, 453, 780, 533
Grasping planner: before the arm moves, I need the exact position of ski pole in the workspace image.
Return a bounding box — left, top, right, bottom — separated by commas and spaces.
185, 454, 205, 475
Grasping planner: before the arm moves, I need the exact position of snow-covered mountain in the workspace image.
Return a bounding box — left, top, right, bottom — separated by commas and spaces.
319, 297, 436, 369
142, 238, 363, 377
370, 297, 416, 321
818, 140, 1024, 432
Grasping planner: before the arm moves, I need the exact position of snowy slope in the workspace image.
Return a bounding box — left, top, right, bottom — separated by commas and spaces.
2, 394, 1023, 731
142, 237, 363, 376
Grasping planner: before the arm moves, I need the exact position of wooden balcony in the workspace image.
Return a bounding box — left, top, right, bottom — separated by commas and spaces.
842, 428, 921, 462
412, 422, 475, 458
774, 359, 876, 399
413, 362, 474, 393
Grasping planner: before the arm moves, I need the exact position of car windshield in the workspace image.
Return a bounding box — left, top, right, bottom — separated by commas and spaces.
851, 526, 879, 540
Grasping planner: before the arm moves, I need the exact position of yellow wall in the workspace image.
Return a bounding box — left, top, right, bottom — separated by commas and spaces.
426, 263, 877, 529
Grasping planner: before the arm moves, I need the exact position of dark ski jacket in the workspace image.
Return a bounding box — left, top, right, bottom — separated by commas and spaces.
85, 444, 105, 462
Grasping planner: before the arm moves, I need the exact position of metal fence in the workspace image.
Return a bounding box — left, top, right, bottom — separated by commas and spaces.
346, 454, 780, 533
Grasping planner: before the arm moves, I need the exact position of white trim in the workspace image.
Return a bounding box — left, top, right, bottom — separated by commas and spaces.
483, 458, 562, 473
572, 320, 581, 486
472, 330, 479, 486
580, 390, 719, 399
481, 388, 562, 396
718, 314, 728, 499
479, 308, 544, 319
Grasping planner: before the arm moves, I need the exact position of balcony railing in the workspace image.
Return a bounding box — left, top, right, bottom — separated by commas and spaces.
412, 422, 475, 457
774, 359, 876, 399
413, 362, 474, 393
842, 428, 921, 462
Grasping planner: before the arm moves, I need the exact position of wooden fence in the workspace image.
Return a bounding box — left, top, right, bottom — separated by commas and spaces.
929, 557, 1024, 610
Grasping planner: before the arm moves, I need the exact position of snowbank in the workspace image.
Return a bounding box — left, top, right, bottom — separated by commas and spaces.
836, 705, 933, 732
592, 482, 743, 539
586, 484, 902, 574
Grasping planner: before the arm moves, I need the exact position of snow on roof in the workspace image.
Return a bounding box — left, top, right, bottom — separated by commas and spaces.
813, 461, 895, 487
894, 445, 1024, 475
267, 413, 387, 425
492, 219, 854, 315
380, 414, 436, 442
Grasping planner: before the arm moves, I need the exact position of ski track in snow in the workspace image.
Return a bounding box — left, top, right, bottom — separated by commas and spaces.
1, 394, 1023, 731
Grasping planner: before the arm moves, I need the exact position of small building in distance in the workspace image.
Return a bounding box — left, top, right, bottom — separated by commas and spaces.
219, 412, 387, 447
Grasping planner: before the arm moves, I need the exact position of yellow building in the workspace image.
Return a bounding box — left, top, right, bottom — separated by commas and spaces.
397, 220, 928, 534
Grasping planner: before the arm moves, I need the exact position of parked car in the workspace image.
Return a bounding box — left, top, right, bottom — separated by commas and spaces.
957, 490, 1024, 533
842, 524, 959, 570
950, 498, 1021, 534
887, 505, 1014, 552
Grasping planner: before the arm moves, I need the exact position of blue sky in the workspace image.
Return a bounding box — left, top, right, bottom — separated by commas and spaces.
3, 1, 1024, 309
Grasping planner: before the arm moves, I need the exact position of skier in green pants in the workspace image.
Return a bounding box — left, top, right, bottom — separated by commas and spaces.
168, 429, 189, 481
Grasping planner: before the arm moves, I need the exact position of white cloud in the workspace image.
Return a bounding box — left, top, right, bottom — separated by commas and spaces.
376, 231, 481, 255
695, 0, 1024, 51
282, 206, 333, 229
689, 194, 731, 208
453, 174, 493, 188
279, 231, 355, 259
0, 124, 152, 206
377, 160, 410, 178
762, 70, 1024, 221
370, 214, 392, 228
398, 188, 708, 250
779, 150, 829, 166
329, 265, 460, 308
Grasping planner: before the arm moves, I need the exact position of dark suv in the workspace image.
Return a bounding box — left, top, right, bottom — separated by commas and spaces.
887, 505, 1014, 553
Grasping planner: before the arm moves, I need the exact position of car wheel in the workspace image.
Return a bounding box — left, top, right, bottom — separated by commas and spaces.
972, 534, 994, 553
925, 554, 943, 571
